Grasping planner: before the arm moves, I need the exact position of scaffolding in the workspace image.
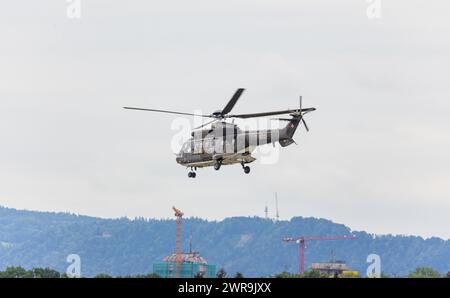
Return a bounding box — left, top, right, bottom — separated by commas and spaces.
153, 252, 216, 278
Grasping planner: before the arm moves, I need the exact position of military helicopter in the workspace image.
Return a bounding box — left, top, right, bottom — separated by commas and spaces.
124, 88, 315, 178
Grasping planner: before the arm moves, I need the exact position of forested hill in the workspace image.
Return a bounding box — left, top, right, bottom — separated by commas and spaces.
0, 206, 449, 277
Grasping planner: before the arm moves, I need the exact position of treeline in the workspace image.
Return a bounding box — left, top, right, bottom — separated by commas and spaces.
274, 267, 450, 278
1, 266, 449, 278
0, 267, 160, 278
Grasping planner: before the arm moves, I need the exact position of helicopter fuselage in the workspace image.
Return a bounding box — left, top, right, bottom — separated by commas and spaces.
176, 118, 300, 170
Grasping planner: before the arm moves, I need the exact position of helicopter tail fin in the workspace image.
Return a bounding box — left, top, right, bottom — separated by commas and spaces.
278, 117, 301, 147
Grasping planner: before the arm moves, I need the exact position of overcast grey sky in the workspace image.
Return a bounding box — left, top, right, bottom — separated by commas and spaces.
1, 1, 450, 238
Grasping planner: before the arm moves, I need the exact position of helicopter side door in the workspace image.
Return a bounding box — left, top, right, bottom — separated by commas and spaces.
210, 126, 237, 155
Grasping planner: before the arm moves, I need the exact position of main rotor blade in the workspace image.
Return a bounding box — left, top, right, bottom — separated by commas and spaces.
221, 88, 245, 115
270, 118, 293, 121
230, 108, 316, 119
123, 107, 211, 118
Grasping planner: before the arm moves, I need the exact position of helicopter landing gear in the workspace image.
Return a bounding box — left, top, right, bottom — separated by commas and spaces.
241, 162, 251, 174
188, 167, 197, 178
213, 160, 222, 171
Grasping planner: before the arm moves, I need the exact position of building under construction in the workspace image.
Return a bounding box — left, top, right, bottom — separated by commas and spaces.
153, 206, 216, 278
311, 260, 358, 276
153, 252, 216, 278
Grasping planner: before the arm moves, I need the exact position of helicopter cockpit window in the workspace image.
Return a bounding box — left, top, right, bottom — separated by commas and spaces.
182, 141, 191, 153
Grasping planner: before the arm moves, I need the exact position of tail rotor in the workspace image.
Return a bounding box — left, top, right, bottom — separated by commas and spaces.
271, 95, 314, 132
289, 96, 310, 132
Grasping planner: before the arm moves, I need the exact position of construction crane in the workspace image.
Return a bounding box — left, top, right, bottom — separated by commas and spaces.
282, 235, 357, 275
172, 206, 184, 278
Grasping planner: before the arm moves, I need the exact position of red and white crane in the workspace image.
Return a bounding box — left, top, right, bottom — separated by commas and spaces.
283, 235, 357, 275
172, 206, 184, 278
